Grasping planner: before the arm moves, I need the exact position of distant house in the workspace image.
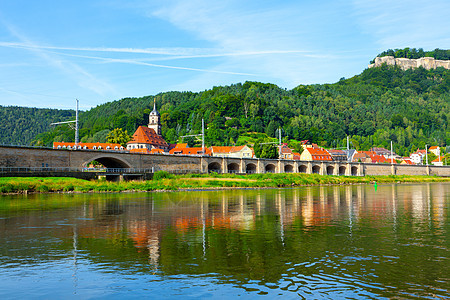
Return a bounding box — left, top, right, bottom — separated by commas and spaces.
292, 152, 302, 160
429, 146, 441, 156
326, 149, 347, 162
352, 152, 371, 163
53, 142, 126, 151
279, 143, 293, 160
300, 147, 332, 161
126, 126, 169, 152
431, 156, 444, 166
343, 149, 357, 162
371, 147, 398, 159
410, 149, 426, 164
400, 157, 415, 165
355, 151, 390, 163
210, 145, 254, 158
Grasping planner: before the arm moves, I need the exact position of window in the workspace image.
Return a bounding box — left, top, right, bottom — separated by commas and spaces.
83, 146, 88, 149
57, 145, 61, 149
98, 146, 102, 149
114, 146, 118, 150
93, 146, 97, 150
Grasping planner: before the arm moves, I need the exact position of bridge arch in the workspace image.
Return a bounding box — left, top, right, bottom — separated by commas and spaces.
83, 155, 132, 169
339, 166, 346, 176
208, 162, 222, 173
298, 165, 307, 173
284, 164, 294, 173
246, 163, 257, 174
312, 165, 321, 174
351, 166, 358, 176
265, 164, 276, 173
227, 163, 239, 173
326, 165, 334, 175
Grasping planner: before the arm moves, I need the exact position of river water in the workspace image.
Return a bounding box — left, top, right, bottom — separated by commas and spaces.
0, 183, 448, 299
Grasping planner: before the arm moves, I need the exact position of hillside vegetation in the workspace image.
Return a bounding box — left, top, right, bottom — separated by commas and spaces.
1, 59, 449, 157
0, 106, 75, 146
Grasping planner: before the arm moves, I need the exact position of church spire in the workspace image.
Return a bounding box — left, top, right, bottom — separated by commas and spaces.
148, 98, 161, 135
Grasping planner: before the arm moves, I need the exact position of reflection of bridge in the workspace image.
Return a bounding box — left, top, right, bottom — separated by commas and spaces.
0, 145, 449, 179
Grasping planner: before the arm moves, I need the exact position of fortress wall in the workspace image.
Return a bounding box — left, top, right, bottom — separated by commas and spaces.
368, 56, 450, 70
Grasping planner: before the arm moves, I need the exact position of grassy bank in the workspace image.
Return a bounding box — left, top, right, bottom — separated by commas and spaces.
0, 172, 449, 194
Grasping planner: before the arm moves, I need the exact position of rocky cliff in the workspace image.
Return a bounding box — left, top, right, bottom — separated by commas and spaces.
368, 56, 450, 70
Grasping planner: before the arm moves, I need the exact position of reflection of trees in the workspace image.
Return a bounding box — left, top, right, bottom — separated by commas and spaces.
0, 184, 448, 298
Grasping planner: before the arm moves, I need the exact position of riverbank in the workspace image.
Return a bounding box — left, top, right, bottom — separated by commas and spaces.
0, 172, 449, 194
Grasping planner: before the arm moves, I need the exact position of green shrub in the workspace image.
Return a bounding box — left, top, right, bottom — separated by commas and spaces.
153, 171, 174, 180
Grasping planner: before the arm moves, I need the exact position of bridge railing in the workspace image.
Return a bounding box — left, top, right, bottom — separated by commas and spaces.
0, 167, 156, 174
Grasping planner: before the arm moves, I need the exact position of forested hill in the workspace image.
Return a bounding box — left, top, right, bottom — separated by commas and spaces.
3, 63, 449, 157
0, 106, 75, 146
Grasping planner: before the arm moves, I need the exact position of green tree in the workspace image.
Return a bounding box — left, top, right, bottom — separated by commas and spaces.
106, 128, 131, 146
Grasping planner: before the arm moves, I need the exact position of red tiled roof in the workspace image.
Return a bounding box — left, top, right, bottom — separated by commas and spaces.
279, 145, 293, 154
360, 151, 389, 163
432, 156, 444, 163
169, 147, 211, 155
130, 148, 151, 154
127, 126, 168, 148
210, 146, 246, 153
305, 148, 332, 161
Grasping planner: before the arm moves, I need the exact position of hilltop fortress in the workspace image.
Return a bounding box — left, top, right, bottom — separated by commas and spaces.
368, 56, 450, 70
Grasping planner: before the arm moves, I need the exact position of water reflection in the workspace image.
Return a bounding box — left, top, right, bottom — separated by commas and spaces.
0, 183, 448, 299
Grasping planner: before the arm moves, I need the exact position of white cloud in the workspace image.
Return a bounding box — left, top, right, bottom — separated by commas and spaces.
1, 22, 118, 99
147, 0, 354, 88
352, 0, 450, 51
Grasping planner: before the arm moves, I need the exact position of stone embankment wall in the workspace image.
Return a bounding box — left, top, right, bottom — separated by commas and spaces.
368, 56, 450, 70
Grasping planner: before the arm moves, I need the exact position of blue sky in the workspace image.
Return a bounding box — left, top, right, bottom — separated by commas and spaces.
0, 0, 449, 110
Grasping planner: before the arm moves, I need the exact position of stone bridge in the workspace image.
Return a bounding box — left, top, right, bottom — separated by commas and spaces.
0, 145, 449, 178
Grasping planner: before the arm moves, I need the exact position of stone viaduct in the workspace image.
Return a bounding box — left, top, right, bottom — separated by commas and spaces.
0, 146, 449, 178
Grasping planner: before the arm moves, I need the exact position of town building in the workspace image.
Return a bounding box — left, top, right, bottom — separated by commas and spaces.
352, 152, 372, 163
126, 100, 169, 152
353, 151, 389, 163
279, 143, 293, 160
429, 146, 441, 157
299, 147, 332, 161
210, 145, 254, 158
410, 149, 426, 164
431, 156, 444, 166
400, 157, 415, 165
371, 147, 398, 159
326, 149, 347, 162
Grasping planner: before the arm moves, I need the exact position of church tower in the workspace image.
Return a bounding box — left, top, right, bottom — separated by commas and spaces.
148, 99, 161, 136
